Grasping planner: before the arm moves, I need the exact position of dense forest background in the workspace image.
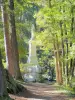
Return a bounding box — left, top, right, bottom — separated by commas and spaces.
0, 0, 75, 99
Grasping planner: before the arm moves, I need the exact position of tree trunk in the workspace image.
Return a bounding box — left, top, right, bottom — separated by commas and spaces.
70, 6, 74, 81
9, 0, 22, 79
64, 23, 69, 85
54, 42, 59, 83
56, 37, 63, 84
48, 0, 51, 8
0, 50, 8, 96
60, 21, 65, 75
53, 38, 62, 84
1, 0, 14, 77
72, 59, 75, 77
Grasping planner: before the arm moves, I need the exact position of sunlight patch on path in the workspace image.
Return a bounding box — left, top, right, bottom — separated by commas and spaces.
28, 98, 45, 100
44, 90, 68, 94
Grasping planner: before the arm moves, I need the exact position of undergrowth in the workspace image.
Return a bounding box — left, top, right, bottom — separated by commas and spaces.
58, 84, 75, 98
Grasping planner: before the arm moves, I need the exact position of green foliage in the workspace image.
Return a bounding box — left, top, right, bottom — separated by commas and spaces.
0, 96, 12, 100
0, 0, 75, 92
14, 0, 40, 62
37, 47, 55, 81
34, 0, 75, 86
38, 73, 44, 83
20, 63, 26, 74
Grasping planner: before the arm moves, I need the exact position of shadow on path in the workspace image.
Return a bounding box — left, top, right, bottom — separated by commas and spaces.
9, 83, 71, 100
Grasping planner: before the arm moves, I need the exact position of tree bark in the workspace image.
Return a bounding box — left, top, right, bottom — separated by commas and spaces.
70, 6, 74, 80
48, 0, 51, 8
0, 50, 8, 96
53, 38, 63, 84
60, 21, 65, 75
1, 0, 14, 77
9, 0, 22, 79
64, 23, 69, 85
53, 41, 59, 83
56, 37, 63, 84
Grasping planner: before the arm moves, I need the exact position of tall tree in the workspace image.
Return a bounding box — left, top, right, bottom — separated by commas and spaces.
69, 4, 75, 81
9, 0, 22, 79
1, 0, 14, 76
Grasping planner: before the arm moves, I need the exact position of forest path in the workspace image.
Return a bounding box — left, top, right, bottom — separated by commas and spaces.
9, 82, 74, 100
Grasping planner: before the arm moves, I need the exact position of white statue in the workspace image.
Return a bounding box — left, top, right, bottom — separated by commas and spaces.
24, 24, 41, 82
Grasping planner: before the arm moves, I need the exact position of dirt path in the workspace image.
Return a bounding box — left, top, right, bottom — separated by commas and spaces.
9, 83, 75, 100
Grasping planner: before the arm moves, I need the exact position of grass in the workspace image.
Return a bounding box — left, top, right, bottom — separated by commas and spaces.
57, 84, 75, 99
